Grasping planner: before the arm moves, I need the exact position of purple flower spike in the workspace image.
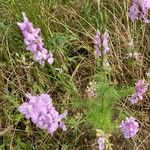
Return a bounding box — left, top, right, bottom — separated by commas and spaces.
17, 12, 33, 31
128, 93, 139, 104
93, 31, 101, 56
19, 102, 33, 119
98, 136, 105, 150
93, 32, 109, 57
93, 31, 101, 45
17, 12, 54, 65
120, 117, 139, 139
129, 80, 148, 104
128, 0, 150, 23
19, 93, 67, 134
102, 32, 109, 54
135, 80, 148, 96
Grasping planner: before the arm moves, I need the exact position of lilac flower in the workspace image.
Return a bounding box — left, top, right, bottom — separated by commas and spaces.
18, 102, 34, 119
128, 93, 139, 104
98, 136, 105, 150
93, 31, 101, 56
120, 117, 139, 139
17, 12, 54, 65
19, 93, 67, 134
129, 80, 148, 104
17, 12, 33, 31
128, 0, 150, 23
59, 121, 67, 131
135, 80, 148, 95
102, 32, 109, 54
33, 48, 54, 65
93, 32, 109, 56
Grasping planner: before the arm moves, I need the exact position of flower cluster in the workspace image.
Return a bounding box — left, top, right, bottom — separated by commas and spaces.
129, 80, 148, 104
98, 136, 105, 150
128, 0, 150, 23
85, 82, 97, 98
93, 32, 109, 56
19, 93, 67, 134
17, 12, 54, 65
120, 117, 139, 139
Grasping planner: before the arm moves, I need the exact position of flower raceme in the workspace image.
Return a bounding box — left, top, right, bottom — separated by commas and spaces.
93, 32, 109, 57
128, 0, 150, 23
17, 12, 54, 65
98, 136, 105, 150
129, 80, 148, 104
19, 93, 67, 134
120, 117, 139, 139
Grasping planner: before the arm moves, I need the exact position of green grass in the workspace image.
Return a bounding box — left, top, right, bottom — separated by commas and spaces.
0, 0, 150, 149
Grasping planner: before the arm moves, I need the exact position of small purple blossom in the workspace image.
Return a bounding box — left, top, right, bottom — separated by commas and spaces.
129, 80, 148, 104
102, 32, 109, 54
93, 31, 101, 56
120, 117, 139, 139
128, 0, 150, 23
19, 93, 67, 134
98, 136, 105, 150
17, 12, 54, 65
93, 32, 109, 56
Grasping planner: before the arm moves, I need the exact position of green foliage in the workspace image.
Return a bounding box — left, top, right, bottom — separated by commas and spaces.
74, 73, 133, 133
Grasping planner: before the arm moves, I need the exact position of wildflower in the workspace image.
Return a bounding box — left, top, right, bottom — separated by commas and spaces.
128, 93, 139, 104
129, 80, 148, 104
17, 12, 54, 65
93, 31, 101, 56
93, 32, 109, 56
120, 117, 139, 139
19, 93, 67, 134
98, 136, 105, 150
128, 0, 150, 23
102, 32, 109, 54
85, 82, 97, 98
135, 80, 148, 96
